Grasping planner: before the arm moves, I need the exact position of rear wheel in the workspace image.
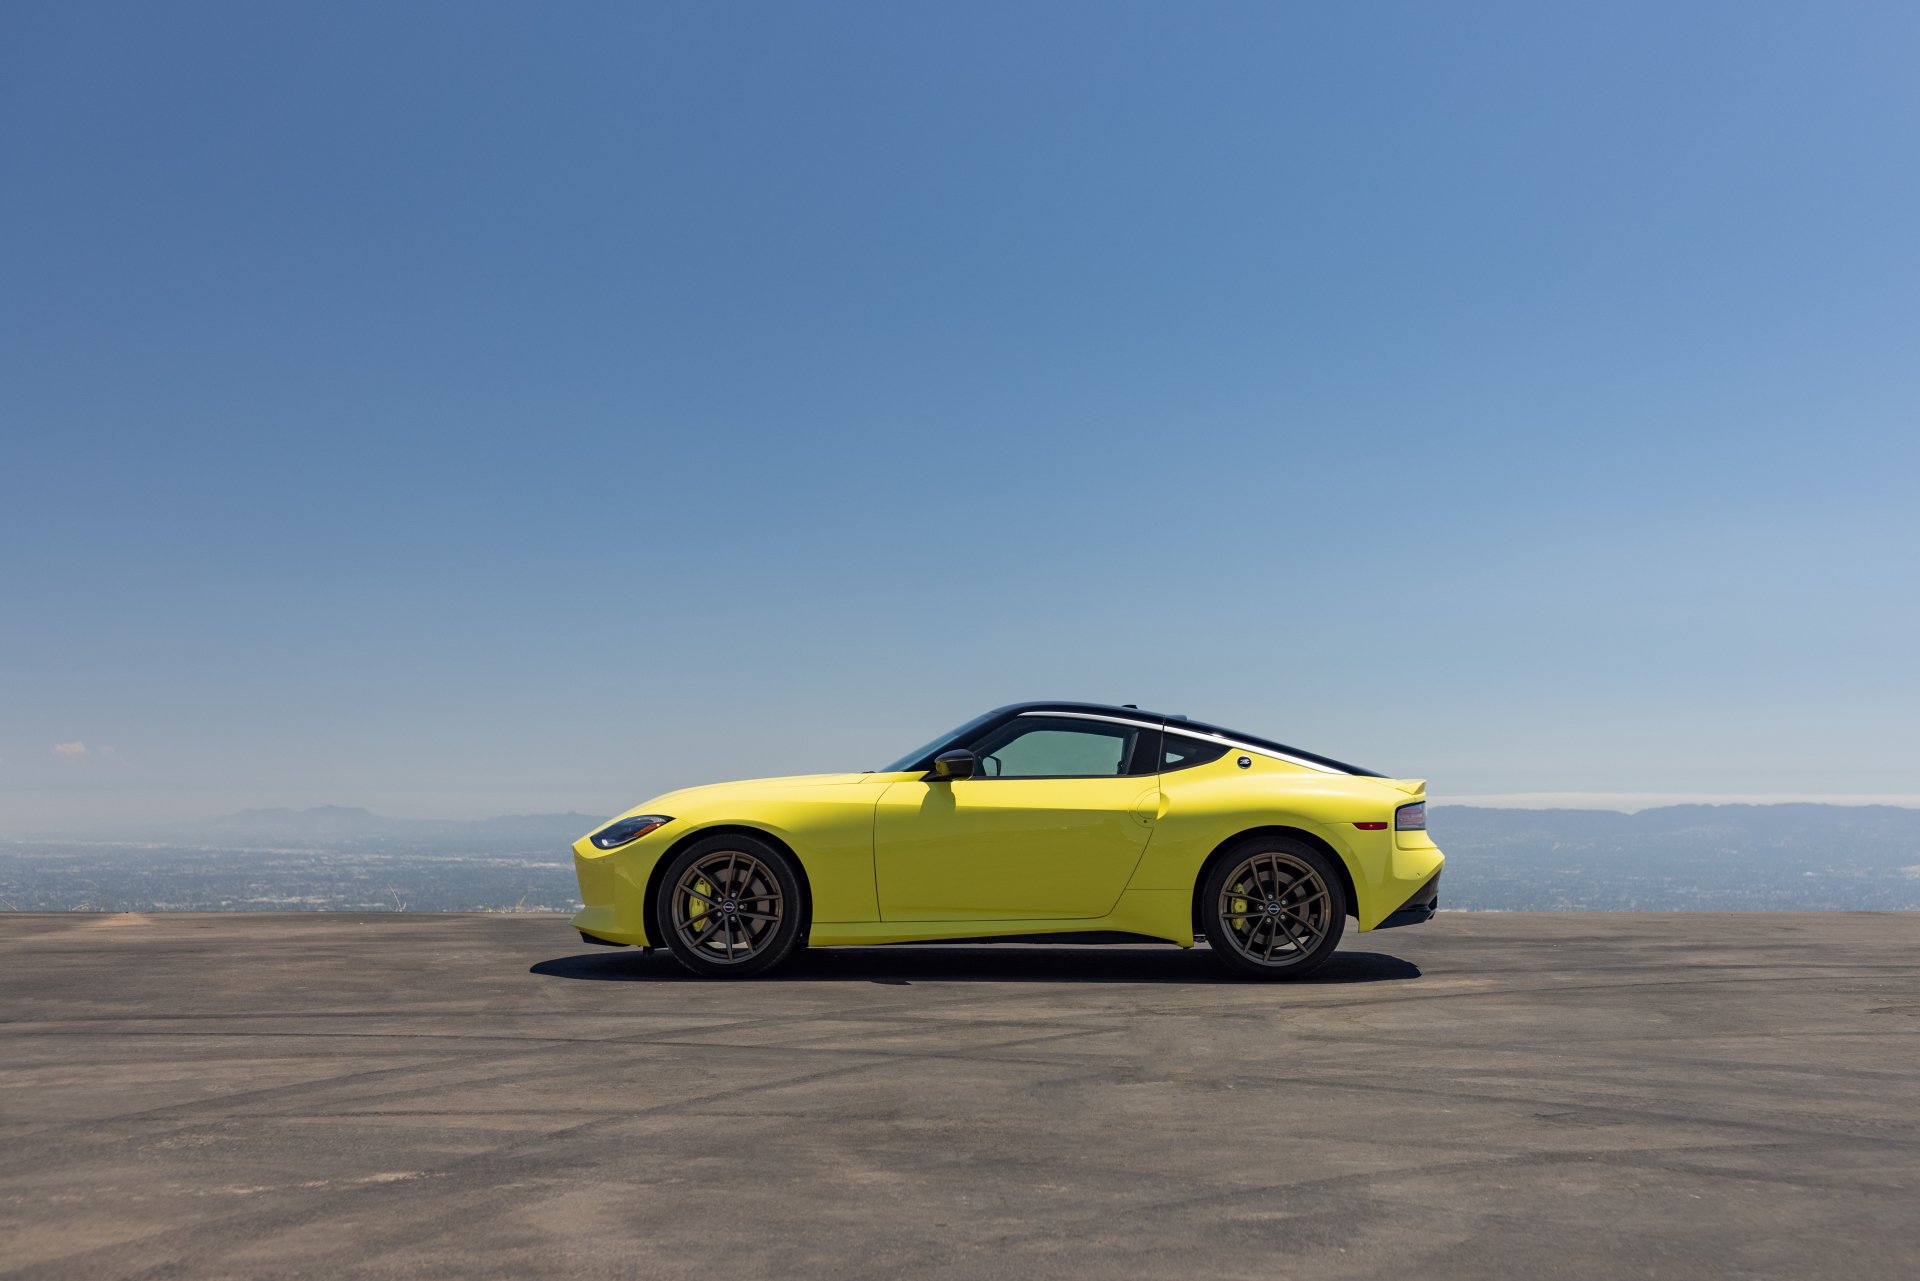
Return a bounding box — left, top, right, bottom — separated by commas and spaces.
1200, 837, 1347, 979
656, 834, 806, 979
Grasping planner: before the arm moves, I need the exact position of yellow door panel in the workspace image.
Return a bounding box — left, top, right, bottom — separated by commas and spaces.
874, 777, 1155, 920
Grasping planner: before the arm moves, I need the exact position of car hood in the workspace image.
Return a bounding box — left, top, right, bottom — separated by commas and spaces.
631, 772, 878, 815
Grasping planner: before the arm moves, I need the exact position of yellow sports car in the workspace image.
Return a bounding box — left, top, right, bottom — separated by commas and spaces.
570, 702, 1443, 979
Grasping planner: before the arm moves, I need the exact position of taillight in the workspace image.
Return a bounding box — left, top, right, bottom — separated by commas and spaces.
1395, 801, 1426, 831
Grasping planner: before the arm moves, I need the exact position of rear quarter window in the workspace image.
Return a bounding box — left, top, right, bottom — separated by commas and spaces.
1162, 736, 1230, 772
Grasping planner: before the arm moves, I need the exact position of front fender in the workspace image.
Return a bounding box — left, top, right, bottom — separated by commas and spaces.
571, 780, 894, 944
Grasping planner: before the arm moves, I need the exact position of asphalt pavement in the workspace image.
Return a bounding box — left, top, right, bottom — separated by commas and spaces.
2, 911, 1916, 1280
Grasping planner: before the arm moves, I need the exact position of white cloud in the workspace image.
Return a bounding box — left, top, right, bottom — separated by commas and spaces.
52, 741, 88, 758
1441, 791, 1920, 812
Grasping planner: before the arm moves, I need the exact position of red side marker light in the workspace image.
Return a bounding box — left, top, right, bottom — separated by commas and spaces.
1352, 821, 1388, 830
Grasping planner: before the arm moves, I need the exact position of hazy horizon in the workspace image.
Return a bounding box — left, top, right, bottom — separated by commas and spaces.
5, 4, 1917, 831
8, 800, 1917, 914
8, 794, 1920, 844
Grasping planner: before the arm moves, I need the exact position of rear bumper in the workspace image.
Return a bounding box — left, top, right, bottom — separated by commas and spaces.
1373, 869, 1440, 930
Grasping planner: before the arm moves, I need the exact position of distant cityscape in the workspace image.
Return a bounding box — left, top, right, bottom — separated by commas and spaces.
2, 803, 1918, 914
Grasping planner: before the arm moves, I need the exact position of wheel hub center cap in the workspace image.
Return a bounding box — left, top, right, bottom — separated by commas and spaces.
722, 900, 737, 913
1266, 902, 1281, 914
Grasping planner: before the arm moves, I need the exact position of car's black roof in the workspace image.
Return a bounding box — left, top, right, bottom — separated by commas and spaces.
932, 701, 1385, 778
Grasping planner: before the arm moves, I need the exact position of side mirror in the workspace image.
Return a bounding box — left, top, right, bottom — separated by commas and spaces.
931, 749, 977, 780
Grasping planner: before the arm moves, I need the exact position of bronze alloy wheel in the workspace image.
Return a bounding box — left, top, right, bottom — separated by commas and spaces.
656, 833, 807, 978
1218, 851, 1330, 965
1201, 838, 1348, 979
669, 849, 785, 965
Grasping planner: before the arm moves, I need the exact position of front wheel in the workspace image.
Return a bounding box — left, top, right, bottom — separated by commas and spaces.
1200, 838, 1347, 979
655, 834, 806, 979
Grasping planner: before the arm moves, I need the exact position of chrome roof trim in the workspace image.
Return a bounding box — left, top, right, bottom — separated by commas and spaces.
1019, 709, 1162, 732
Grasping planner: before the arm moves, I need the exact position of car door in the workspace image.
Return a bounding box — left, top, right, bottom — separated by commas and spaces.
873, 715, 1162, 921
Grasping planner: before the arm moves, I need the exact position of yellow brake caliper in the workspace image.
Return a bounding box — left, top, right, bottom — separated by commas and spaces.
692, 877, 715, 946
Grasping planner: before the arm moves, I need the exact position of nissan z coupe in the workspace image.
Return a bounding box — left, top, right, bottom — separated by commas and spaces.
571, 702, 1443, 979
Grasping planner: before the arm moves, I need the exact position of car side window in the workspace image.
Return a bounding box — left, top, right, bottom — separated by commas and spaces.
1162, 734, 1230, 772
967, 718, 1143, 778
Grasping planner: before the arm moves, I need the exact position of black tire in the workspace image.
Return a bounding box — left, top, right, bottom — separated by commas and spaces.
1200, 836, 1348, 980
655, 833, 807, 979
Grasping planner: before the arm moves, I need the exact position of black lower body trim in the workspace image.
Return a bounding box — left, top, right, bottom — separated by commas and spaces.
1374, 870, 1440, 930
881, 930, 1174, 947
578, 930, 629, 947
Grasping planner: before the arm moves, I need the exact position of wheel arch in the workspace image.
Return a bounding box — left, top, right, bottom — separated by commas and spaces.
642, 823, 816, 949
1190, 825, 1360, 935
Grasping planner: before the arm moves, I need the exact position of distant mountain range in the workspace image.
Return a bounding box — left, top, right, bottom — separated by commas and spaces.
173, 806, 605, 849
1432, 803, 1920, 911
148, 800, 1920, 911
4, 801, 1917, 913
1438, 801, 1920, 844
173, 799, 1920, 849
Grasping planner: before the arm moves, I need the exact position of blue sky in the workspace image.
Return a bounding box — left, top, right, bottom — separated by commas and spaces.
3, 2, 1917, 830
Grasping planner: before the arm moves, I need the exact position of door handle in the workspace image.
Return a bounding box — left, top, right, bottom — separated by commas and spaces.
1130, 789, 1165, 826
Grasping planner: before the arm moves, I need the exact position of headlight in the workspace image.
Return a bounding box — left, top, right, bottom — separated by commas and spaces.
591, 815, 672, 849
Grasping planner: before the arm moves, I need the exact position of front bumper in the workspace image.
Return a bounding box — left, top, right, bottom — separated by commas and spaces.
577, 929, 629, 947
1373, 869, 1440, 930
569, 902, 652, 947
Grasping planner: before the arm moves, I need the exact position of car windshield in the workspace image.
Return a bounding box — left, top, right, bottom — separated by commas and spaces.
879, 709, 1003, 772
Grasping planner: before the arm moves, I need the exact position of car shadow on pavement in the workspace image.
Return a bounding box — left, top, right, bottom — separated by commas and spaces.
530, 946, 1420, 985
